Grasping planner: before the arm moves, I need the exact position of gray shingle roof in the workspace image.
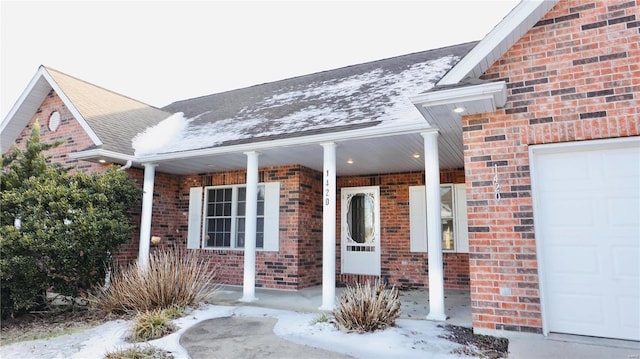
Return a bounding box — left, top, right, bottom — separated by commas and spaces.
140, 42, 477, 155
46, 67, 172, 155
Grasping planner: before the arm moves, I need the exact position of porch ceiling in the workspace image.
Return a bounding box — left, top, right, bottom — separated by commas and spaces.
147, 131, 464, 176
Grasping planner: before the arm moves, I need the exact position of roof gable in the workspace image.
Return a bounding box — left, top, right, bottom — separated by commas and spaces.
438, 0, 559, 85
1, 66, 171, 155
0, 66, 101, 153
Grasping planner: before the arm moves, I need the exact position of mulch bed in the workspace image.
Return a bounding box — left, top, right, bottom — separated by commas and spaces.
439, 324, 509, 359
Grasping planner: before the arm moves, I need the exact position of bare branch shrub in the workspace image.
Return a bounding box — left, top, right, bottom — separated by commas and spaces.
333, 279, 401, 333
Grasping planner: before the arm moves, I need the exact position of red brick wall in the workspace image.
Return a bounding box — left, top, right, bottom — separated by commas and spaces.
464, 0, 639, 333
11, 89, 107, 173
336, 169, 469, 289
127, 165, 470, 291
112, 169, 184, 265
163, 165, 324, 290
296, 166, 324, 288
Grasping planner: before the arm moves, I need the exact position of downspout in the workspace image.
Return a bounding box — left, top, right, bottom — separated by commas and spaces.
118, 159, 133, 171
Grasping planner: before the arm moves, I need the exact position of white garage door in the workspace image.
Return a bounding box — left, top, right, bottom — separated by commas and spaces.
530, 137, 640, 341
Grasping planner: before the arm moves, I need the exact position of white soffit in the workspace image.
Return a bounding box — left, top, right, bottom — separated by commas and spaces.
410, 81, 507, 125
0, 73, 50, 153
438, 0, 559, 85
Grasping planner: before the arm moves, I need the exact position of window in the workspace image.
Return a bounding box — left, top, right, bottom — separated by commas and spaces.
48, 111, 60, 132
440, 185, 455, 250
204, 185, 265, 249
187, 181, 278, 251
346, 193, 375, 244
409, 184, 468, 253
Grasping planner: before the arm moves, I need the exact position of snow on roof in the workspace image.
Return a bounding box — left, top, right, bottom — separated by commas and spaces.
133, 43, 476, 156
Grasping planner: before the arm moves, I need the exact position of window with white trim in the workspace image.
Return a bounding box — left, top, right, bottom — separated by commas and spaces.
204, 185, 265, 249
409, 184, 468, 253
187, 181, 278, 252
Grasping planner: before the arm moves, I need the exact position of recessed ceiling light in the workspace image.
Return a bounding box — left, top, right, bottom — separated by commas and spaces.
346, 159, 354, 164
98, 159, 107, 163
453, 106, 465, 113
413, 153, 420, 158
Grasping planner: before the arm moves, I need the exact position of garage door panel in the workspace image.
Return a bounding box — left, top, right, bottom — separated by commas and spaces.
551, 293, 604, 325
531, 137, 640, 341
543, 197, 594, 226
619, 297, 640, 329
547, 246, 598, 274
609, 198, 640, 226
603, 150, 640, 180
541, 154, 590, 182
612, 246, 639, 277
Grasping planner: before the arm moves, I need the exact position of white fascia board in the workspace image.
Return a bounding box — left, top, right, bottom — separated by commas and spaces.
70, 148, 136, 163
137, 121, 433, 163
41, 68, 103, 147
411, 81, 507, 108
438, 0, 558, 85
1, 67, 48, 133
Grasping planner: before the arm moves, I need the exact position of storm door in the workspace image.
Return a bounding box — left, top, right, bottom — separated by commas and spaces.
341, 186, 380, 275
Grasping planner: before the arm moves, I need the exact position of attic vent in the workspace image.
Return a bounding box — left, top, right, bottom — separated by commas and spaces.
48, 111, 60, 132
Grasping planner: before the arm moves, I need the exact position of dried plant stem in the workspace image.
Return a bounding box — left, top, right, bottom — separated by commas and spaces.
333, 278, 401, 333
92, 248, 218, 314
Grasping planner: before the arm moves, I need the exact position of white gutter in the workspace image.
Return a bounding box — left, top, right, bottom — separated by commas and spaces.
136, 121, 435, 163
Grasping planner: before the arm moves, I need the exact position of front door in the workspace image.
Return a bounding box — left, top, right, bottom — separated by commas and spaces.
341, 186, 380, 275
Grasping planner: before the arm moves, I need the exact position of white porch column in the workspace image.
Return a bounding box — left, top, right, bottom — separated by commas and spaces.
422, 131, 447, 321
319, 142, 337, 311
138, 163, 157, 269
240, 151, 259, 302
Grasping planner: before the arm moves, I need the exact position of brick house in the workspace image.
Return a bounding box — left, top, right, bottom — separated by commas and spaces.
1, 0, 638, 341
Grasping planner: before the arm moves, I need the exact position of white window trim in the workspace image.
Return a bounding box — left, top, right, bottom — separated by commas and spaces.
187, 182, 279, 251
409, 183, 469, 253
202, 184, 265, 250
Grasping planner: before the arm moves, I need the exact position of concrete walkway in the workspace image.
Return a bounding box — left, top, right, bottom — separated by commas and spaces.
180, 316, 355, 359
191, 285, 640, 358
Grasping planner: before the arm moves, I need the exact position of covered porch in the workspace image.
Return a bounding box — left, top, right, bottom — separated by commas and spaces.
128, 126, 457, 321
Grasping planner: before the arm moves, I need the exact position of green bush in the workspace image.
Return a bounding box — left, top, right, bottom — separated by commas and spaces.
91, 248, 218, 314
333, 279, 401, 333
0, 123, 140, 317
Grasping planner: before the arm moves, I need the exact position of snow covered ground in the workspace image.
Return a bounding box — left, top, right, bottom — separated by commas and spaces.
1, 304, 464, 359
